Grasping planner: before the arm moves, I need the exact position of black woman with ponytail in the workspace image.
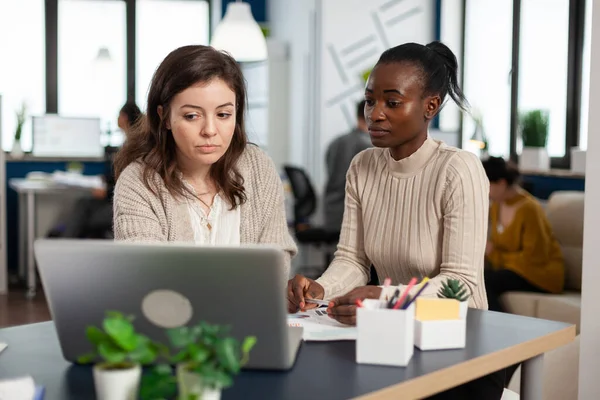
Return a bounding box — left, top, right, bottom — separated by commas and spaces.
288, 41, 500, 398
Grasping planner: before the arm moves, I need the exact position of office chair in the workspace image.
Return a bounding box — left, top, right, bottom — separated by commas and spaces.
283, 166, 339, 276
283, 165, 379, 284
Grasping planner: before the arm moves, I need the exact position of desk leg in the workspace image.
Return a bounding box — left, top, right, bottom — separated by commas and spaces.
18, 193, 26, 280
521, 354, 543, 400
26, 193, 36, 299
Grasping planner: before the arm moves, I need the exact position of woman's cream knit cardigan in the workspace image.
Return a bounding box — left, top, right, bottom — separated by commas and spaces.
113, 145, 298, 283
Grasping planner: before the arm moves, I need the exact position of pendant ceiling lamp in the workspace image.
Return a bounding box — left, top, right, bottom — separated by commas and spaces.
210, 0, 267, 62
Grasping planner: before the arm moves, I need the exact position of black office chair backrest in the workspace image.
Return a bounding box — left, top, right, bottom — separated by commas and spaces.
283, 165, 317, 223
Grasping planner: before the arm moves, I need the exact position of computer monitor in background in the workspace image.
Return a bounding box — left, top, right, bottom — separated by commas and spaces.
32, 115, 103, 158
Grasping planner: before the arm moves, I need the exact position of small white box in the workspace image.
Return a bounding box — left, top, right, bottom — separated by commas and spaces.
414, 301, 468, 351
571, 148, 586, 174
356, 300, 415, 367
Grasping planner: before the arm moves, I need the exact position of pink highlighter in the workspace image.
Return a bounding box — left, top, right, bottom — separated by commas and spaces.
392, 277, 417, 310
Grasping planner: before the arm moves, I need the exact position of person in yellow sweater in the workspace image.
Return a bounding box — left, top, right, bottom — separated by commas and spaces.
483, 157, 565, 312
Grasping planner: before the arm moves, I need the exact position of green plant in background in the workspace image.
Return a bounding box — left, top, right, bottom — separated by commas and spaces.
140, 364, 178, 400
14, 102, 27, 143
260, 25, 270, 37
168, 321, 257, 390
67, 161, 84, 173
437, 279, 469, 302
361, 68, 372, 84
78, 311, 163, 369
520, 109, 549, 148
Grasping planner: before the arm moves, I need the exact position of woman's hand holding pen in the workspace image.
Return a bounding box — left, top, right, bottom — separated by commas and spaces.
287, 274, 325, 313
327, 286, 383, 325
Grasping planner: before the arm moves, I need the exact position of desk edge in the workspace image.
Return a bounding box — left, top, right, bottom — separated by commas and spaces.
354, 324, 576, 400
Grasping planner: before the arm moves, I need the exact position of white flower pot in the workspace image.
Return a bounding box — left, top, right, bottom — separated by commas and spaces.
93, 363, 141, 400
520, 147, 549, 171
459, 301, 469, 319
176, 364, 222, 400
11, 140, 24, 159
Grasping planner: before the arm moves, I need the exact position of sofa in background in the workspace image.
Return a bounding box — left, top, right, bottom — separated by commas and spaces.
501, 190, 584, 332
501, 190, 584, 399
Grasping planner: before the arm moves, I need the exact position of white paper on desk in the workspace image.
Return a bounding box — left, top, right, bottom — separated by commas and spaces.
0, 376, 36, 400
288, 309, 357, 341
0, 343, 6, 354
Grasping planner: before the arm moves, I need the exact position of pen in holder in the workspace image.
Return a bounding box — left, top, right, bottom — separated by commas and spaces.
356, 299, 415, 367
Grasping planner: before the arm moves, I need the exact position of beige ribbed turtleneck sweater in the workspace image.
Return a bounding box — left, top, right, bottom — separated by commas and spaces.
316, 137, 490, 309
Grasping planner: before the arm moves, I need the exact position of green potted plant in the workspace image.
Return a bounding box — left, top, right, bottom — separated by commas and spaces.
361, 68, 372, 84
78, 311, 163, 400
166, 321, 257, 400
519, 109, 550, 170
438, 278, 470, 318
12, 102, 27, 159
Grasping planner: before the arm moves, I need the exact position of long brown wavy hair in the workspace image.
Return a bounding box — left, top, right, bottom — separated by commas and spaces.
114, 45, 248, 208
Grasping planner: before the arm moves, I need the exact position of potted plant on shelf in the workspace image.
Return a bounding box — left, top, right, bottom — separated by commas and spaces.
78, 311, 163, 400
12, 102, 26, 159
468, 108, 489, 160
361, 68, 372, 84
166, 321, 257, 400
438, 278, 470, 319
520, 109, 550, 170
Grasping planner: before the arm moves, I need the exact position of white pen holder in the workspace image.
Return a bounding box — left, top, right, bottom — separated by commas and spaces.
356, 299, 415, 367
414, 301, 468, 351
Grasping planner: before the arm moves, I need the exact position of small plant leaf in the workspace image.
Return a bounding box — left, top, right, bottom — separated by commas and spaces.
98, 340, 126, 364
189, 344, 210, 364
216, 337, 240, 374
213, 369, 234, 389
85, 326, 108, 346
140, 364, 177, 400
104, 317, 137, 352
129, 343, 157, 365
242, 336, 257, 354
241, 336, 257, 366
171, 349, 189, 363
167, 327, 192, 348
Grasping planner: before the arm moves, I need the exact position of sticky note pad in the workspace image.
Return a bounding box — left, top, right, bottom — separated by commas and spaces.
415, 298, 460, 321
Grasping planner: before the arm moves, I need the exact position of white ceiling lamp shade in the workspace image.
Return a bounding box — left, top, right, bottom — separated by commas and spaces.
210, 1, 267, 63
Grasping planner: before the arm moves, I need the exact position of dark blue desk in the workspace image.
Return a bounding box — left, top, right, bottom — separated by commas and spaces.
0, 310, 574, 399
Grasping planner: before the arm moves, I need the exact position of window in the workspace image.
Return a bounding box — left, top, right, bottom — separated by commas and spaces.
0, 1, 45, 152
58, 0, 127, 145
438, 0, 464, 134
579, 0, 593, 151
517, 0, 570, 157
135, 0, 210, 108
462, 0, 514, 158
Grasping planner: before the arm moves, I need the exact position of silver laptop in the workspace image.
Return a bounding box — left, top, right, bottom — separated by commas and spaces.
33, 239, 303, 370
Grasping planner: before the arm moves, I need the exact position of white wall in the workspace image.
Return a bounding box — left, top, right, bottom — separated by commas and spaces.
268, 0, 317, 169
265, 40, 290, 170
579, 1, 600, 398
270, 0, 435, 191
316, 0, 435, 188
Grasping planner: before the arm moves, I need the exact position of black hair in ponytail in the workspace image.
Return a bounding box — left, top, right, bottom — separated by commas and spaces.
376, 41, 469, 112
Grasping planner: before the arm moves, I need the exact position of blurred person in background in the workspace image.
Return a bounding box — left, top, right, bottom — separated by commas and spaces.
323, 100, 370, 235
49, 102, 141, 238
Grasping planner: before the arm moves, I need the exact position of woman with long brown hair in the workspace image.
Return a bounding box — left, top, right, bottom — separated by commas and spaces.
113, 45, 297, 280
